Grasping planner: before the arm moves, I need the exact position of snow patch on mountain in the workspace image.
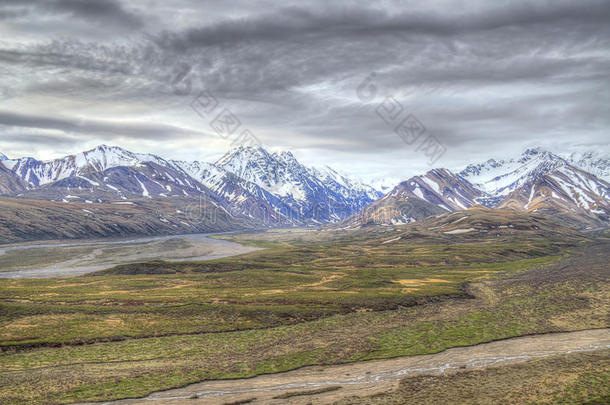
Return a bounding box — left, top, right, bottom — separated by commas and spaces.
460, 148, 566, 196
309, 165, 381, 201
368, 177, 400, 194
134, 176, 151, 198
216, 146, 380, 222
358, 147, 609, 228
565, 150, 610, 183
459, 148, 609, 222
4, 145, 167, 187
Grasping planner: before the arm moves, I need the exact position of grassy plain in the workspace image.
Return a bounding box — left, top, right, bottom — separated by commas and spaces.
0, 209, 608, 404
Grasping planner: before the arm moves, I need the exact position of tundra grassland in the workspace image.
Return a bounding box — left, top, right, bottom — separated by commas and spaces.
0, 211, 608, 404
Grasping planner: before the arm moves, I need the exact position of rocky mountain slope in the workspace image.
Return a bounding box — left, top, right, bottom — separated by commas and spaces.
461, 148, 609, 221
0, 165, 25, 195
340, 189, 446, 227
462, 148, 569, 196
0, 145, 169, 187
565, 151, 610, 183
1, 144, 607, 237
214, 146, 381, 222
339, 168, 482, 227
169, 159, 291, 225
346, 148, 609, 228
415, 206, 586, 240
0, 145, 380, 231
0, 196, 252, 244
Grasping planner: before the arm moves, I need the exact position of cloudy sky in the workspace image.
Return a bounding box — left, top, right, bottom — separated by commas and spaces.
0, 0, 608, 183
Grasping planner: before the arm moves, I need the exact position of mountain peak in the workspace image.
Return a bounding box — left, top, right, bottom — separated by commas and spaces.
523, 147, 546, 155
518, 147, 564, 164
460, 147, 568, 196
427, 168, 455, 178
217, 145, 270, 165
89, 144, 126, 152
272, 150, 299, 165
77, 145, 138, 169
227, 144, 268, 154
78, 145, 167, 170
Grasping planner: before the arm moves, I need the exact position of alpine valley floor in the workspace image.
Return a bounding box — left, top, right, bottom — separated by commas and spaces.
0, 209, 608, 404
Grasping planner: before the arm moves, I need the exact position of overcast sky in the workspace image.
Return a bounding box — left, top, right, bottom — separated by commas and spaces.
0, 0, 608, 183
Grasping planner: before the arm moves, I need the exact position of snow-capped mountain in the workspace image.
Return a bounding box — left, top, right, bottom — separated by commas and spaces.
398, 169, 486, 211
339, 168, 484, 227
3, 144, 607, 230
169, 159, 292, 225
215, 146, 380, 222
497, 161, 609, 220
1, 145, 214, 203
40, 162, 207, 200
0, 145, 169, 187
0, 144, 379, 226
340, 189, 446, 227
345, 148, 609, 228
460, 148, 565, 196
565, 151, 610, 183
0, 152, 8, 161
459, 148, 609, 216
216, 147, 305, 200
310, 165, 381, 202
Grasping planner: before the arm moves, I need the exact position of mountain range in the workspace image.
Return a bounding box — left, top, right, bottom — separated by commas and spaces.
0, 145, 608, 242
0, 145, 381, 230
347, 148, 609, 228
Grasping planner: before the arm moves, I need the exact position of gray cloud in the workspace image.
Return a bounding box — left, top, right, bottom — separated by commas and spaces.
0, 110, 206, 140
0, 0, 143, 28
154, 1, 610, 49
0, 0, 143, 30
0, 0, 608, 179
50, 0, 143, 27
